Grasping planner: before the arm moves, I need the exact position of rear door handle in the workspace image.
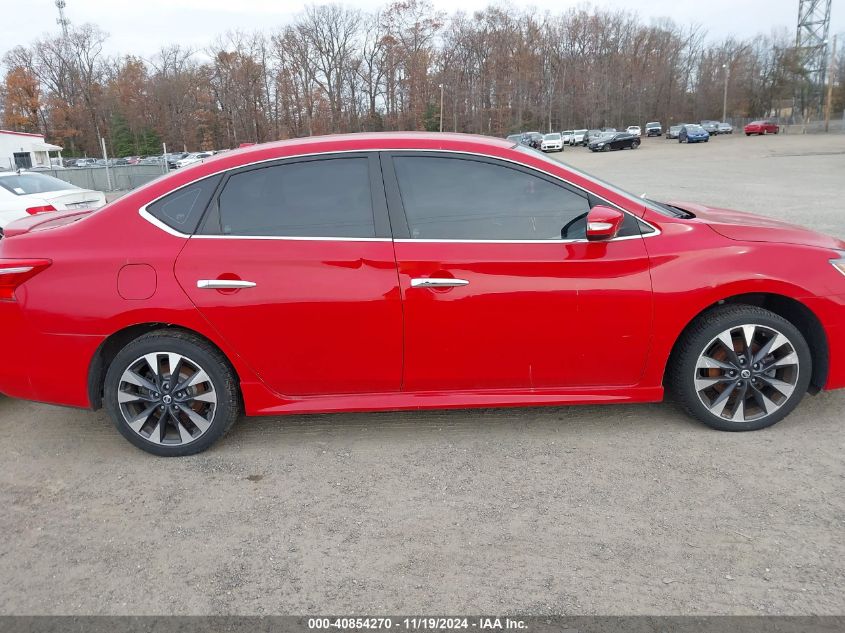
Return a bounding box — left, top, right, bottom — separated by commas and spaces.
410, 278, 469, 288
197, 279, 257, 289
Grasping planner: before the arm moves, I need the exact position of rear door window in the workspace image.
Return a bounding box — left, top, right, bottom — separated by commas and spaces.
211, 157, 376, 238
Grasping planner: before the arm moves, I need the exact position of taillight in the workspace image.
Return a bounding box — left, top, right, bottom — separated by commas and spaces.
0, 259, 51, 301
25, 205, 57, 215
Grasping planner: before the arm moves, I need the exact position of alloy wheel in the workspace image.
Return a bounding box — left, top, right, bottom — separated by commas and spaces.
694, 324, 800, 423
117, 352, 217, 445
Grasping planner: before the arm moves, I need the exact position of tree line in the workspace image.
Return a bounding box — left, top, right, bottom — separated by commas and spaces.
1, 0, 842, 157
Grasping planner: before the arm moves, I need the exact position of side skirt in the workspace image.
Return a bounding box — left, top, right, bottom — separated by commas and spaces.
241, 384, 665, 416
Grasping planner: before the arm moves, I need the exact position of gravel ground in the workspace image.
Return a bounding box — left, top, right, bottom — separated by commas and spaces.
1, 132, 844, 616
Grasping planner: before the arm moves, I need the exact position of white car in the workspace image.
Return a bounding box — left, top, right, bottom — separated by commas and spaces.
561, 130, 574, 144
175, 152, 213, 169
572, 129, 587, 145
626, 125, 642, 137
541, 133, 564, 152
0, 171, 106, 228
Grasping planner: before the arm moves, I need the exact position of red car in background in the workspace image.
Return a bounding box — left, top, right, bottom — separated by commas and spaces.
1, 132, 844, 456
744, 120, 780, 135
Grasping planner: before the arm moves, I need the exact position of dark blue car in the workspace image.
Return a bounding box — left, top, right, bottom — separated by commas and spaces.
679, 124, 710, 143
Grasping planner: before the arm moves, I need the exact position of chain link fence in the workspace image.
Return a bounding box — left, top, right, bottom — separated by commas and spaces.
0, 164, 166, 192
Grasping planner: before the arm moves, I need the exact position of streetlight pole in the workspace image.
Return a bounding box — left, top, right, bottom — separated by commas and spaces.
824, 35, 837, 133
722, 63, 730, 122
439, 83, 444, 133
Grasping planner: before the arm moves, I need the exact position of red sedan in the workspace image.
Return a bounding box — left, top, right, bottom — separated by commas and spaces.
1, 132, 843, 455
744, 120, 780, 135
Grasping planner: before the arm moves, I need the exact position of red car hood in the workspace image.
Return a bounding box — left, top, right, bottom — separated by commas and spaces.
668, 201, 845, 250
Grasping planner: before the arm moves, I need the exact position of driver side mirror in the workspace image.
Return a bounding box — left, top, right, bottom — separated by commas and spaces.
586, 205, 625, 241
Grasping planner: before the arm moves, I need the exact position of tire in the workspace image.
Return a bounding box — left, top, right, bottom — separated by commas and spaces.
631, 141, 639, 149
104, 330, 241, 456
602, 144, 610, 152
667, 305, 812, 432
746, 133, 751, 136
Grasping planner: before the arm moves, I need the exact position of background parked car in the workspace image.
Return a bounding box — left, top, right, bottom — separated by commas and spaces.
572, 129, 587, 145
165, 152, 189, 169
0, 171, 106, 227
700, 120, 720, 135
666, 125, 683, 139
645, 122, 662, 137
541, 133, 564, 152
522, 132, 544, 149
560, 130, 574, 145
626, 125, 642, 137
584, 129, 604, 145
176, 152, 213, 168
588, 131, 640, 151
718, 122, 733, 134
744, 120, 779, 135
679, 124, 710, 143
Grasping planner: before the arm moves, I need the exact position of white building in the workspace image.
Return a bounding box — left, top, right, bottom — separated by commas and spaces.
0, 130, 63, 171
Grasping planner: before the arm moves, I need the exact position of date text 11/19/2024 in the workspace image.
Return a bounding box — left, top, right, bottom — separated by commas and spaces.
307, 617, 528, 630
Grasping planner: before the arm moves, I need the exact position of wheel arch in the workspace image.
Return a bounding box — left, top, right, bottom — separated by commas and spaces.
87, 322, 243, 410
664, 292, 829, 394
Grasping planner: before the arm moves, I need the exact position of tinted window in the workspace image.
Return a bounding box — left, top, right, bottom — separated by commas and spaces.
146, 174, 221, 232
216, 158, 375, 238
393, 156, 591, 240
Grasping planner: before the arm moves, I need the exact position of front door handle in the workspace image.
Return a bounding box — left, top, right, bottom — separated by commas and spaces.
410, 278, 469, 288
197, 279, 257, 289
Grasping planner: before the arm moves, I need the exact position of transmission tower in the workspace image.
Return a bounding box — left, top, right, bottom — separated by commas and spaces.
796, 0, 832, 118
55, 0, 70, 38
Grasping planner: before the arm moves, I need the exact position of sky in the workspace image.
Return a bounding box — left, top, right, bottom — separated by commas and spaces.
2, 0, 844, 60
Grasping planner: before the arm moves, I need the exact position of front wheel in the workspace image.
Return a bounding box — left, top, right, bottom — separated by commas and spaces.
668, 305, 812, 431
104, 330, 241, 456
631, 141, 640, 149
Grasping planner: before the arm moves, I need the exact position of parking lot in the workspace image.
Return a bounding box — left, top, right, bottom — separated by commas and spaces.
1, 132, 844, 616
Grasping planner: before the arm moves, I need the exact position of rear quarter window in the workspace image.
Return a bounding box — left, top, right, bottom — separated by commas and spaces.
145, 174, 222, 233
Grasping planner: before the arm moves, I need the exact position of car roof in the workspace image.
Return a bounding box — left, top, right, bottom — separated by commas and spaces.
223, 132, 515, 159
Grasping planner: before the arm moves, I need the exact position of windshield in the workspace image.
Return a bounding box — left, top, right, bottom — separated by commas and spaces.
544, 134, 561, 140
0, 173, 79, 196
646, 122, 659, 128
598, 132, 616, 140
686, 125, 705, 132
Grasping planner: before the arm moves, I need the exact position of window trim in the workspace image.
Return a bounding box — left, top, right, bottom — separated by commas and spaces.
137, 148, 659, 242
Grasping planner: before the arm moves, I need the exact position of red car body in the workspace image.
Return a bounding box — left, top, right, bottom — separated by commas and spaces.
0, 132, 843, 420
744, 120, 780, 135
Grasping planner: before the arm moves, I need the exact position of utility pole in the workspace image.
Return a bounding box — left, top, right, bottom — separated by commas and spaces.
722, 64, 730, 122
824, 34, 837, 132
439, 83, 444, 133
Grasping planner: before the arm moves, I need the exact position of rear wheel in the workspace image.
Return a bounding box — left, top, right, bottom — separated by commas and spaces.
668, 305, 812, 431
104, 331, 240, 456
